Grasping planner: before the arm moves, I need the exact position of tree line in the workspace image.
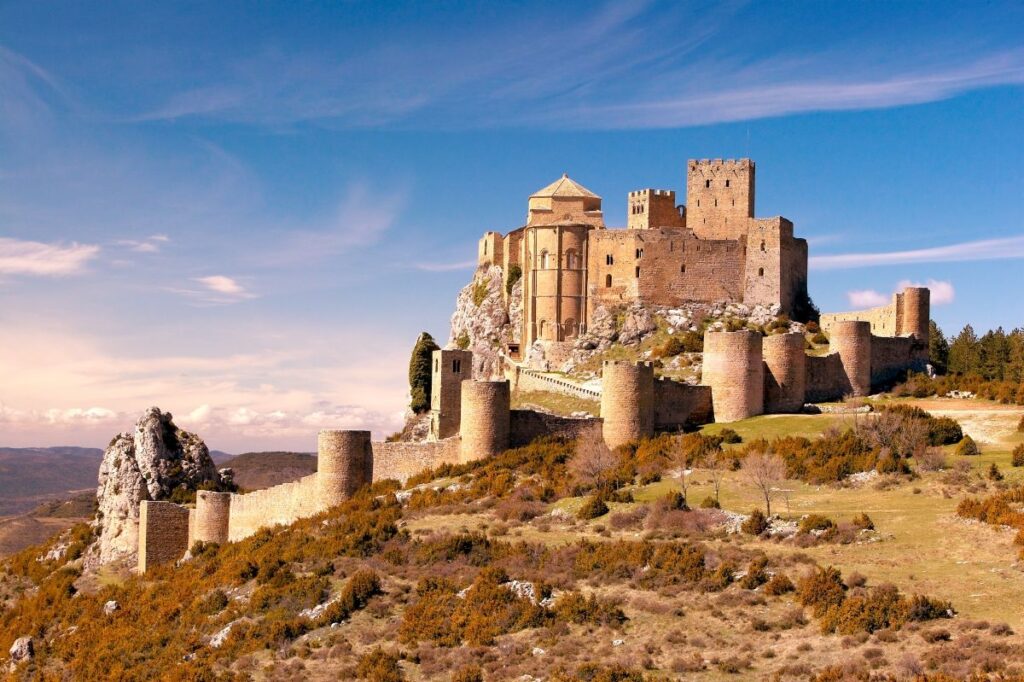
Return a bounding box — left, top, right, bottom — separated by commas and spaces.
929, 320, 1024, 380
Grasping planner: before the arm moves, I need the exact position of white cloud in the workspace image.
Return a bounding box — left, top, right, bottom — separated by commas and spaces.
414, 260, 478, 272
847, 289, 890, 308
43, 407, 119, 424
168, 275, 256, 305
811, 234, 1024, 270
197, 275, 246, 296
0, 237, 100, 276
898, 279, 955, 305
115, 234, 170, 253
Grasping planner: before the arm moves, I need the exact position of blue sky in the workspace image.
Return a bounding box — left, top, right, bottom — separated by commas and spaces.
1, 1, 1022, 451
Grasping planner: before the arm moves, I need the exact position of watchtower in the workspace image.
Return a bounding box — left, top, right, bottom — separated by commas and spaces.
686, 159, 755, 240
430, 349, 473, 439
600, 361, 655, 448
316, 430, 373, 509
702, 330, 765, 422
459, 380, 511, 463
627, 189, 686, 230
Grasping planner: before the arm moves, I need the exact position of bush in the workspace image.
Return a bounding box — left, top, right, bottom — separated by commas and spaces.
851, 513, 875, 531
1012, 444, 1024, 467
798, 514, 835, 534
577, 495, 610, 520
699, 495, 720, 509
554, 591, 627, 627
988, 463, 1004, 481
797, 566, 847, 618
820, 584, 908, 635
811, 332, 829, 345
408, 332, 440, 414
452, 666, 484, 682
917, 447, 948, 472
956, 435, 980, 457
927, 417, 963, 446
741, 509, 769, 536
506, 264, 522, 295
906, 594, 954, 621
719, 428, 742, 444
357, 648, 404, 681
739, 557, 769, 590
763, 573, 795, 595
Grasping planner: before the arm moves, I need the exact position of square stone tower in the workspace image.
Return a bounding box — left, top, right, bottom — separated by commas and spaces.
430, 349, 473, 439
686, 159, 755, 240
627, 189, 686, 230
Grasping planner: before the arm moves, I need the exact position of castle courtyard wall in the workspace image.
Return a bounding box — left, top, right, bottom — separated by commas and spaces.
227, 474, 321, 542
510, 410, 602, 447
371, 439, 461, 483
653, 379, 713, 429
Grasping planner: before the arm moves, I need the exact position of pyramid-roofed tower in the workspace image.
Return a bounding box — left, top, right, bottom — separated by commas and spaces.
526, 173, 603, 227
529, 173, 600, 199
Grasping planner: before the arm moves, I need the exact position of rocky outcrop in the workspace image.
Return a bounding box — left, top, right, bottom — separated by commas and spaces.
8, 636, 32, 671
87, 407, 227, 568
447, 264, 511, 379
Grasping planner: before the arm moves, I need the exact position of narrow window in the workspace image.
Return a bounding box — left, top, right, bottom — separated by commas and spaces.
714, 198, 718, 207
605, 274, 612, 288
705, 179, 711, 188
453, 359, 461, 373
680, 264, 686, 274
484, 242, 488, 254
758, 267, 764, 277
606, 254, 613, 265
434, 359, 438, 372
635, 266, 640, 278
760, 241, 766, 252
540, 250, 549, 268
725, 179, 731, 188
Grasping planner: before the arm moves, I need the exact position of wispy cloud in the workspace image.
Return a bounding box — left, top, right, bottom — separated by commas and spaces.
0, 237, 100, 276
845, 279, 955, 310
114, 234, 171, 253
811, 234, 1024, 270
167, 275, 256, 305
414, 260, 477, 272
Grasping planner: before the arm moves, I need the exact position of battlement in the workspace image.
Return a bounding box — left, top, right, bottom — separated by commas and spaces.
628, 189, 675, 198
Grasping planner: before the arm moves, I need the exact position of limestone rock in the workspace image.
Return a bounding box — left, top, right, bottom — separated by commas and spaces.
447, 264, 510, 379
618, 305, 657, 345
103, 600, 119, 615
9, 636, 32, 668
88, 407, 226, 568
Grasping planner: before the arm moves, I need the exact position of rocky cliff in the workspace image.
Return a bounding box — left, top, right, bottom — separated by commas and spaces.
447, 264, 513, 379
87, 407, 228, 568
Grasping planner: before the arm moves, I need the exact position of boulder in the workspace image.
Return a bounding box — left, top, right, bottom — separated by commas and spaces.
9, 636, 32, 668
87, 407, 227, 568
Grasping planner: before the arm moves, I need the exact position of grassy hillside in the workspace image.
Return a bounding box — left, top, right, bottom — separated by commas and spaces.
0, 447, 102, 515
221, 452, 317, 491
3, 398, 1024, 680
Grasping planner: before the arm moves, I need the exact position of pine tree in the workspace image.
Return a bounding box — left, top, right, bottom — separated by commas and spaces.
948, 325, 980, 376
928, 320, 949, 375
408, 332, 440, 414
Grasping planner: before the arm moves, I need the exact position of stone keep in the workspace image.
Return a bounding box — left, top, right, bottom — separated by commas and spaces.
702, 330, 765, 422
459, 380, 511, 462
193, 491, 231, 545
430, 349, 473, 439
600, 360, 655, 448
317, 430, 373, 508
138, 500, 190, 573
830, 321, 872, 397
763, 332, 807, 414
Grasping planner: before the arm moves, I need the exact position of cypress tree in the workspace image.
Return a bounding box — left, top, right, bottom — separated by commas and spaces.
408, 332, 440, 414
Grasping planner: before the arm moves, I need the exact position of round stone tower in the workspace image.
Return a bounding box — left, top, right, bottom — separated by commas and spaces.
702, 330, 765, 422
193, 490, 231, 545
902, 286, 930, 344
830, 321, 872, 397
459, 380, 511, 463
600, 361, 655, 449
763, 332, 807, 414
317, 430, 373, 509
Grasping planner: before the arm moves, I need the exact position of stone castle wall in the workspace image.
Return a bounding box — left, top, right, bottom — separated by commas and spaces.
600, 361, 655, 448
227, 474, 321, 542
653, 379, 713, 429
702, 330, 765, 422
686, 158, 755, 241
138, 501, 190, 573
763, 333, 807, 413
194, 491, 231, 545
510, 410, 602, 447
512, 367, 600, 401
804, 353, 846, 403
460, 380, 511, 462
372, 439, 461, 483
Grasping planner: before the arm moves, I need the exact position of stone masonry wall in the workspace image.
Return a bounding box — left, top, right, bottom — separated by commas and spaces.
805, 353, 846, 403
510, 410, 602, 447
513, 367, 600, 402
138, 500, 190, 573
371, 439, 461, 483
702, 330, 764, 422
227, 474, 320, 542
653, 379, 713, 429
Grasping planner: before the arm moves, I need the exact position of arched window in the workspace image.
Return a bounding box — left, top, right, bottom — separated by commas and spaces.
540, 250, 549, 269
758, 267, 764, 277
564, 319, 578, 339
538, 320, 546, 339
760, 241, 766, 252
565, 249, 579, 269
605, 274, 612, 288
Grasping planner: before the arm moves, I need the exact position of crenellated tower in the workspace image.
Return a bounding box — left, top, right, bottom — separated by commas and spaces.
686, 158, 755, 241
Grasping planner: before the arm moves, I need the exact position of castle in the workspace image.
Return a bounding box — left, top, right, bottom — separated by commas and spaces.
137, 157, 931, 573
478, 159, 809, 353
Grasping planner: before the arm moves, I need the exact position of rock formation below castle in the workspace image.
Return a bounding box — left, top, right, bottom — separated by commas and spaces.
447, 264, 520, 379
87, 407, 227, 568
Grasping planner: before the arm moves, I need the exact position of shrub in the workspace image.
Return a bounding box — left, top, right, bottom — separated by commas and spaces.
357, 648, 404, 682
811, 332, 829, 345
505, 264, 522, 295
906, 594, 953, 621
741, 509, 769, 536
798, 514, 835, 534
797, 566, 847, 618
197, 589, 228, 615
1012, 444, 1024, 467
763, 573, 795, 595
806, 321, 820, 334
956, 435, 980, 457
917, 447, 948, 472
719, 428, 742, 444
988, 463, 1004, 481
851, 513, 875, 531
452, 666, 484, 682
554, 591, 627, 627
927, 417, 963, 446
739, 557, 769, 590
820, 584, 909, 635
577, 495, 609, 520
699, 495, 720, 509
